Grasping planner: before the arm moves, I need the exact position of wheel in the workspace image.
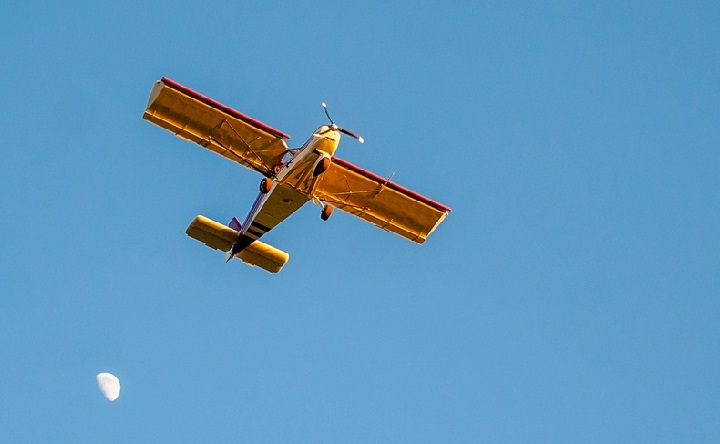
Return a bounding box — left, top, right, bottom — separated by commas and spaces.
259, 177, 273, 193
313, 157, 331, 176
321, 204, 334, 221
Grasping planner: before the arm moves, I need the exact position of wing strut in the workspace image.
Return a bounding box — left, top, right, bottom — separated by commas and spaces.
219, 119, 279, 175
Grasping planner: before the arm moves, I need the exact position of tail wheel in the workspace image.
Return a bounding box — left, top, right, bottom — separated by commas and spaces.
321, 204, 334, 221
259, 177, 273, 193
313, 157, 331, 176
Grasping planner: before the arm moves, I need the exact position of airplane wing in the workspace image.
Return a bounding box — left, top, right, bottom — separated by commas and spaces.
313, 158, 451, 243
143, 78, 290, 176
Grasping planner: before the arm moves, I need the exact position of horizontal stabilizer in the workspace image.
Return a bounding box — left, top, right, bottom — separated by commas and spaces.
185, 215, 289, 273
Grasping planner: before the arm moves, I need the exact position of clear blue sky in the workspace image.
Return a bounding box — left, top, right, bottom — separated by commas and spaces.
1, 1, 719, 442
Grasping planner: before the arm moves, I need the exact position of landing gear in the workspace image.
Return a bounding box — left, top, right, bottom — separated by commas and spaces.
313, 157, 331, 176
321, 204, 334, 221
259, 177, 273, 193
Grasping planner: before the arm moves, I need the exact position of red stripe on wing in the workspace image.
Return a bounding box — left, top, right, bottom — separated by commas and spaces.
160, 77, 291, 140
331, 157, 451, 213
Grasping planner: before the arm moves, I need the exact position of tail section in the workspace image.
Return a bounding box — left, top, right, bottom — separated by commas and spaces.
185, 215, 289, 273
228, 217, 242, 232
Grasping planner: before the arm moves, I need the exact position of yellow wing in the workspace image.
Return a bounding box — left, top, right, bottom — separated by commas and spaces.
143, 78, 289, 176
313, 158, 451, 243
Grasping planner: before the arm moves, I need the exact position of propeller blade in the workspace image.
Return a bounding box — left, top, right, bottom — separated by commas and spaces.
321, 102, 334, 124
322, 102, 363, 143
340, 128, 364, 144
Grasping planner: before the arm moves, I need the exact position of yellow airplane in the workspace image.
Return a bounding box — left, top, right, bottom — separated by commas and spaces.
143, 78, 450, 272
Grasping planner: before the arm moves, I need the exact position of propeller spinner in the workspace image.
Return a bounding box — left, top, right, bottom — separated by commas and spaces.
321, 102, 364, 144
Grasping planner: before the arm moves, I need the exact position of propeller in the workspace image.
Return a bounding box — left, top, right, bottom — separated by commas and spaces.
322, 102, 364, 144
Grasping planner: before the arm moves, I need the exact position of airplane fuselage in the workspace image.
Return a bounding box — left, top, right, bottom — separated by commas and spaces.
230, 126, 343, 256
274, 125, 341, 194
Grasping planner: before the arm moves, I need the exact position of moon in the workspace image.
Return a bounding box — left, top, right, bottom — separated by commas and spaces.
96, 372, 120, 401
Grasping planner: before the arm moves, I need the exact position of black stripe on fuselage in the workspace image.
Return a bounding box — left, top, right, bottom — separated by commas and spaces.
246, 228, 264, 238
250, 221, 271, 233
232, 209, 275, 255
